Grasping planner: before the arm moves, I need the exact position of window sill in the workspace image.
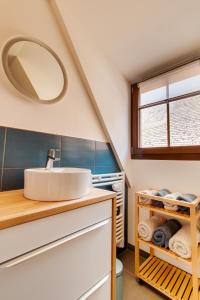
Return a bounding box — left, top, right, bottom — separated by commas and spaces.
131, 146, 200, 160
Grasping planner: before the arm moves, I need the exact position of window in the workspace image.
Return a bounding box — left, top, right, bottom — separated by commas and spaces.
131, 60, 200, 159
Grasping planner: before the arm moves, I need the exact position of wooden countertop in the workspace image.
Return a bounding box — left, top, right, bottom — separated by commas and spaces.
0, 188, 116, 230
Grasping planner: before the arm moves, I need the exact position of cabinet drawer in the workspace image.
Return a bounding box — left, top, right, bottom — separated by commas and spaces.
0, 219, 112, 300
79, 274, 111, 300
0, 199, 112, 263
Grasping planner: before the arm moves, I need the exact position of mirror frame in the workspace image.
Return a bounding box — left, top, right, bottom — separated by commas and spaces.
2, 36, 68, 104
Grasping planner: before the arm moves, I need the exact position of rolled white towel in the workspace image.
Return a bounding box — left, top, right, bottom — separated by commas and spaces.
169, 224, 200, 258
163, 193, 181, 211
112, 182, 123, 192
139, 189, 158, 205
138, 215, 166, 241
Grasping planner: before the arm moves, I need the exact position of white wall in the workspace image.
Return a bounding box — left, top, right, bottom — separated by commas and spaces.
2, 0, 199, 251
53, 0, 130, 172
0, 0, 106, 142
53, 0, 200, 248
128, 160, 200, 245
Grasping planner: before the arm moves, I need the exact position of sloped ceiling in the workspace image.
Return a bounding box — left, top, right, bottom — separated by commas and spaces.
52, 0, 200, 185
60, 0, 200, 82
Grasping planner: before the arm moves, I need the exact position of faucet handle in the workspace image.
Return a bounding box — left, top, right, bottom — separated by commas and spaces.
47, 148, 60, 161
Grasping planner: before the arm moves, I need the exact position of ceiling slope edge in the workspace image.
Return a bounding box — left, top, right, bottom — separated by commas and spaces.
49, 0, 131, 186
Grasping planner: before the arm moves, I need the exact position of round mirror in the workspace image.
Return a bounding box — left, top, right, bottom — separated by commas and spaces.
2, 37, 67, 103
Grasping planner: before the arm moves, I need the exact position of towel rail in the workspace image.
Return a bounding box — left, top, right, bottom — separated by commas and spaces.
92, 172, 125, 248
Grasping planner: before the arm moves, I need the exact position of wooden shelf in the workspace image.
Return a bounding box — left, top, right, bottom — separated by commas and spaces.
138, 256, 199, 300
138, 239, 192, 265
135, 191, 200, 299
137, 192, 200, 208
138, 203, 191, 221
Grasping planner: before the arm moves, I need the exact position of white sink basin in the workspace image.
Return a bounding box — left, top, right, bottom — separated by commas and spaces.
24, 168, 92, 201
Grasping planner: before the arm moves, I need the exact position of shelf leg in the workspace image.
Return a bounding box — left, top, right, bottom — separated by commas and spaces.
135, 194, 140, 277
190, 206, 199, 300
149, 210, 154, 257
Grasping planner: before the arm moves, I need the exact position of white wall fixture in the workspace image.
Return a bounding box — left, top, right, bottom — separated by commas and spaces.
2, 37, 67, 103
92, 172, 125, 248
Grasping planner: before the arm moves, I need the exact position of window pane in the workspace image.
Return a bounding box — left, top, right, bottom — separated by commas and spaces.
170, 95, 200, 146
140, 86, 167, 106
169, 75, 200, 98
140, 104, 168, 148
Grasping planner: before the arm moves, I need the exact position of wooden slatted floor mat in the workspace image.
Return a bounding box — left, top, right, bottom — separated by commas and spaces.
138, 256, 200, 300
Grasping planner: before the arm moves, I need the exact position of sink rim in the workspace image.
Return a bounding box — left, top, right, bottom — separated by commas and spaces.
25, 167, 92, 174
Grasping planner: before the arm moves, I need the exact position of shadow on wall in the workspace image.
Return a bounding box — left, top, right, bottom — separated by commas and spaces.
0, 127, 120, 191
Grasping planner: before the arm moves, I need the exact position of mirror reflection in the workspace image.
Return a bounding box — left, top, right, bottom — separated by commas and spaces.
2, 38, 67, 103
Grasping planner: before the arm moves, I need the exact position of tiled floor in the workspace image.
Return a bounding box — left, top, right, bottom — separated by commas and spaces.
118, 249, 167, 300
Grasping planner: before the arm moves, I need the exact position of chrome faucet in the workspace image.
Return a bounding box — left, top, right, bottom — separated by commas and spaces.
45, 149, 60, 169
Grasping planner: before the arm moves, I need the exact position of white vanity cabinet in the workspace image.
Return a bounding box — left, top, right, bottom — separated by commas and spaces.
0, 190, 116, 300
80, 274, 111, 299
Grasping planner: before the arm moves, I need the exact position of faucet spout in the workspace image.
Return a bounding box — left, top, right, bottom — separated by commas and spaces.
45, 149, 56, 169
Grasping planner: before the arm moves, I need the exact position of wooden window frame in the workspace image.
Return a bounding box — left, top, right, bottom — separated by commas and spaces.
131, 83, 200, 160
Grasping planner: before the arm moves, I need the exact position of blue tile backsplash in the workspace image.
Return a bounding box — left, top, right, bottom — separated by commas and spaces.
5, 128, 61, 168
0, 126, 120, 191
95, 142, 119, 168
61, 136, 95, 168
2, 169, 24, 191
0, 127, 5, 168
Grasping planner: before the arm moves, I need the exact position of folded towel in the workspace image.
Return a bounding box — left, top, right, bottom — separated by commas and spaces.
177, 193, 197, 203
112, 183, 123, 192
138, 215, 166, 241
163, 193, 181, 211
178, 206, 190, 215
152, 219, 182, 248
152, 200, 164, 208
139, 190, 158, 205
151, 189, 171, 208
169, 224, 200, 258
177, 194, 197, 214
152, 189, 171, 197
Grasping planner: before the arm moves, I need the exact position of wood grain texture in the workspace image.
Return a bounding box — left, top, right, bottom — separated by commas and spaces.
138, 256, 199, 300
138, 239, 193, 265
131, 82, 200, 161
0, 188, 116, 230
135, 191, 200, 299
131, 84, 139, 155
137, 192, 200, 207
111, 197, 116, 300
134, 193, 140, 277
138, 203, 191, 221
190, 205, 199, 300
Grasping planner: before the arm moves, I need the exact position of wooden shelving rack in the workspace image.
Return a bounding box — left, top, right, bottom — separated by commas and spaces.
135, 192, 200, 300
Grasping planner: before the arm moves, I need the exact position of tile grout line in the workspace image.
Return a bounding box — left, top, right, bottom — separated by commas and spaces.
59, 135, 62, 167
94, 140, 96, 173
3, 168, 26, 170
0, 128, 7, 190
